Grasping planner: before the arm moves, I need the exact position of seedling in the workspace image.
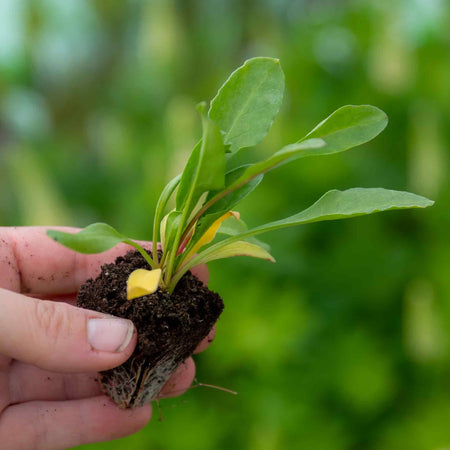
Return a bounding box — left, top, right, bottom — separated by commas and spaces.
47, 57, 433, 407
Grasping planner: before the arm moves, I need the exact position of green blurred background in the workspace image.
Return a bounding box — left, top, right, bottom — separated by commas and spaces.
1, 0, 449, 449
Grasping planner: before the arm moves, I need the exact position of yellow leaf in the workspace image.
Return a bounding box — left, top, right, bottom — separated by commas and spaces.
127, 268, 162, 300
183, 211, 240, 263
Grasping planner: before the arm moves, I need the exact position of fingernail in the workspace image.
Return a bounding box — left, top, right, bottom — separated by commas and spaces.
87, 318, 134, 352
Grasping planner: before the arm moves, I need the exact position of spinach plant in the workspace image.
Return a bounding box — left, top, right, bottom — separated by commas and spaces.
47, 57, 433, 299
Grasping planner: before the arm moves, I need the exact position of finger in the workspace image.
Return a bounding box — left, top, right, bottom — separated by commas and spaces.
30, 293, 78, 306
10, 357, 199, 404
0, 396, 152, 450
190, 264, 209, 285
9, 362, 102, 404
194, 324, 216, 354
159, 357, 196, 399
0, 288, 137, 373
0, 226, 152, 295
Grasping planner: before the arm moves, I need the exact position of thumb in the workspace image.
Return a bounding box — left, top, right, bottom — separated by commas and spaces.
0, 288, 136, 373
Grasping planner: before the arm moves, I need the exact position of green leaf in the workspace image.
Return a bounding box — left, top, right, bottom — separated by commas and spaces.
200, 105, 388, 219
47, 223, 129, 254
183, 188, 433, 272
176, 104, 226, 213
249, 188, 434, 232
301, 105, 388, 153
224, 105, 389, 193
209, 57, 285, 153
47, 223, 157, 269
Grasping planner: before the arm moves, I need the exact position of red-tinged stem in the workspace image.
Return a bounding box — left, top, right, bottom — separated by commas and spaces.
178, 172, 260, 246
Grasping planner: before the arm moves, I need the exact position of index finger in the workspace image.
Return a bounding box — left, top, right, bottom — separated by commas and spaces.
0, 227, 209, 295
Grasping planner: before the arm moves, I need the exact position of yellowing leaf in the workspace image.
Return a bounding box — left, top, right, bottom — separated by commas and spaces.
169, 239, 275, 292
127, 268, 162, 300
183, 211, 240, 263
190, 240, 275, 267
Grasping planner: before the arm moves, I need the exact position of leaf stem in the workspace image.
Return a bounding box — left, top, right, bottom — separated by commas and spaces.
163, 207, 188, 287
124, 239, 159, 271
178, 173, 260, 246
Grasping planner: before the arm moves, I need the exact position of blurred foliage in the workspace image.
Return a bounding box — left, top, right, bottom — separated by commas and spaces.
1, 0, 450, 449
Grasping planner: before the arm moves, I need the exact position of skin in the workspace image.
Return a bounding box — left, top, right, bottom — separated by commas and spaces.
0, 227, 215, 449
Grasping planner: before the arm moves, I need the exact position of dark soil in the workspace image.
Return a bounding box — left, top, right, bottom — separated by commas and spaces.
77, 249, 224, 408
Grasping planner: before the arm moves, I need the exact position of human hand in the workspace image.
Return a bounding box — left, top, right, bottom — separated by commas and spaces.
0, 227, 214, 449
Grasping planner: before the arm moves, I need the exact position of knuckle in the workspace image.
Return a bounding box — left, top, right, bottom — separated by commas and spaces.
33, 300, 69, 346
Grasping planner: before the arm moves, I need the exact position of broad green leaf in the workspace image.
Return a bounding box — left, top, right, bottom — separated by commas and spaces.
47, 223, 129, 254
183, 188, 433, 273
249, 188, 433, 232
47, 223, 157, 269
301, 105, 388, 153
201, 105, 388, 218
224, 105, 389, 193
209, 57, 285, 153
176, 104, 226, 213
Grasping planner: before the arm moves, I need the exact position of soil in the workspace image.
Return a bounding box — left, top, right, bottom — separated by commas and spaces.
77, 249, 224, 409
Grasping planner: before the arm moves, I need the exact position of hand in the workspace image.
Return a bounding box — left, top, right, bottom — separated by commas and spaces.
0, 227, 214, 449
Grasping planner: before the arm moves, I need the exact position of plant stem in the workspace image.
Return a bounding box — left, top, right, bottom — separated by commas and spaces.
163, 219, 185, 287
